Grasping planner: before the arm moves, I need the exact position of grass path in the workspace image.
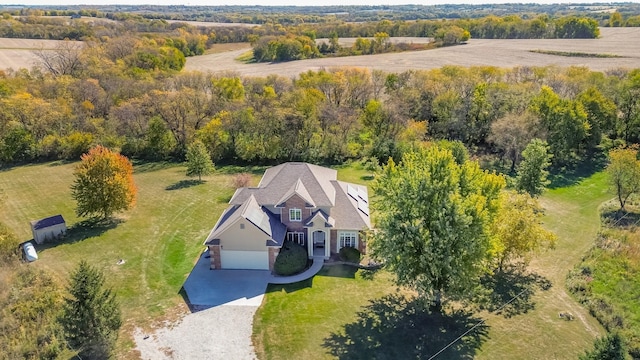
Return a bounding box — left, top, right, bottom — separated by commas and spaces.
477, 172, 611, 359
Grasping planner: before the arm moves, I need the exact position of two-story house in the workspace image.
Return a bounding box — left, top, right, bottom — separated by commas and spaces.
204, 162, 372, 271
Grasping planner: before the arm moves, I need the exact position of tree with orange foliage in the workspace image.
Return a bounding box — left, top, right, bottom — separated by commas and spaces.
71, 145, 137, 220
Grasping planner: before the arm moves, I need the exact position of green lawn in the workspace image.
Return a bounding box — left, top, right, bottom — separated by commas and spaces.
253, 266, 398, 360
0, 161, 259, 356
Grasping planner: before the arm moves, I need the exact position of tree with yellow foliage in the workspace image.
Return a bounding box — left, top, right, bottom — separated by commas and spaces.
71, 146, 137, 220
490, 191, 557, 272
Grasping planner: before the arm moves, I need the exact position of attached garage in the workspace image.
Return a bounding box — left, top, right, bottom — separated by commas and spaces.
220, 250, 269, 270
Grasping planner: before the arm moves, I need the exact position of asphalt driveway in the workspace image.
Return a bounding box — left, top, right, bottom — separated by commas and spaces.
182, 252, 271, 307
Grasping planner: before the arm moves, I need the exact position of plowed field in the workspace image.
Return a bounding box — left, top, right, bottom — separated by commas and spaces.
186, 27, 640, 76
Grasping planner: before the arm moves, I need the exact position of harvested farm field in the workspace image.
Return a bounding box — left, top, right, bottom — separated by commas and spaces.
165, 19, 259, 28
186, 27, 640, 76
0, 38, 81, 71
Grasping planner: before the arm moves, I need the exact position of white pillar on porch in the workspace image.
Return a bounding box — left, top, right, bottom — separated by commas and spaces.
307, 227, 313, 258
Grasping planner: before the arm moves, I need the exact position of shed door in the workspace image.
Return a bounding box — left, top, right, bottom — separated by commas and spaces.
220, 250, 269, 270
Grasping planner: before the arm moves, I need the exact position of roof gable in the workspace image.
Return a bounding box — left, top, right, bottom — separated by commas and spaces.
205, 195, 286, 246
276, 179, 315, 207
304, 209, 335, 228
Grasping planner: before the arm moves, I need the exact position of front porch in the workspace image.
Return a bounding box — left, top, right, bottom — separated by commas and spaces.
309, 229, 330, 259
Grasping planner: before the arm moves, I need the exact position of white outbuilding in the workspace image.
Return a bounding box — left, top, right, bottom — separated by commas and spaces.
30, 215, 66, 244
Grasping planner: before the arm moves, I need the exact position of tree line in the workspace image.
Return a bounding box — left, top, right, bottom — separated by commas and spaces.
8, 3, 640, 25
0, 12, 607, 45
2, 55, 639, 173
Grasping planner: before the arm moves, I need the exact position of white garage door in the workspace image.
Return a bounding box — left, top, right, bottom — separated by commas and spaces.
220, 250, 269, 270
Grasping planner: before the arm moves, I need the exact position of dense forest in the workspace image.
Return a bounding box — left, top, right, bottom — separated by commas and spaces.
1, 47, 639, 174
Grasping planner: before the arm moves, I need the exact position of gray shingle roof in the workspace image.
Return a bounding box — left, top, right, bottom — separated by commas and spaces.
231, 163, 337, 207
206, 163, 372, 248
204, 195, 286, 245
276, 178, 315, 207
330, 181, 372, 230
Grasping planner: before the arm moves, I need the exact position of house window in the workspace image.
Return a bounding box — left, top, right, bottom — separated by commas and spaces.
289, 208, 302, 222
240, 223, 245, 229
339, 231, 357, 249
287, 232, 305, 246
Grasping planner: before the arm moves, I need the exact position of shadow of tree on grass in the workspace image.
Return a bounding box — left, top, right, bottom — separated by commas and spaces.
548, 153, 606, 189
266, 277, 314, 294
471, 264, 552, 318
600, 208, 640, 228
323, 294, 488, 360
37, 218, 121, 251
317, 264, 358, 279
165, 179, 204, 191
133, 161, 176, 173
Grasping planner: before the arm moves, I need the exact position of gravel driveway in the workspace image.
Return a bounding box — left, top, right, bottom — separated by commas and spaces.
134, 306, 258, 360
134, 254, 270, 360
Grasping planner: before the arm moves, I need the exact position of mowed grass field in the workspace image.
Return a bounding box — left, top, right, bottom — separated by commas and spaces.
0, 161, 614, 359
186, 27, 640, 77
0, 161, 255, 356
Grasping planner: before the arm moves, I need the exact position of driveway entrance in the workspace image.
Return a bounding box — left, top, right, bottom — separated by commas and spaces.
183, 252, 270, 307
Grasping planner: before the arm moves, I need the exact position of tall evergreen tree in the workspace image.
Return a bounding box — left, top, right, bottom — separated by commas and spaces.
60, 261, 122, 359
186, 140, 215, 181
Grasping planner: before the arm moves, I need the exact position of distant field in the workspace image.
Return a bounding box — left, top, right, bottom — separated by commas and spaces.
165, 19, 259, 28
316, 36, 434, 47
1, 27, 638, 74
0, 38, 79, 71
186, 27, 640, 76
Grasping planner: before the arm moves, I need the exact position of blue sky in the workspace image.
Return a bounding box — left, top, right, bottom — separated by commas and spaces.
10, 0, 640, 6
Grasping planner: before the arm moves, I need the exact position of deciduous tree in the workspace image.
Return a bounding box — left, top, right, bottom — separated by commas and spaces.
607, 147, 640, 211
33, 40, 84, 77
530, 86, 589, 165
515, 139, 552, 197
489, 112, 540, 172
185, 140, 215, 181
60, 261, 121, 359
490, 192, 556, 271
371, 146, 505, 309
71, 145, 137, 220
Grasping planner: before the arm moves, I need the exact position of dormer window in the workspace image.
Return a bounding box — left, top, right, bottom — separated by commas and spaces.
289, 208, 302, 222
